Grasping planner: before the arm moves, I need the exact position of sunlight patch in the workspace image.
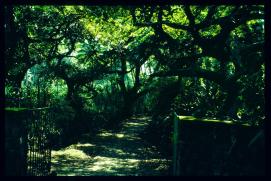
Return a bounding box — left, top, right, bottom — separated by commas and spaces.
93, 156, 140, 165
98, 132, 114, 137
52, 148, 90, 159
65, 143, 96, 149
125, 122, 145, 126
83, 156, 141, 173
76, 143, 96, 147
98, 132, 126, 139
116, 133, 124, 138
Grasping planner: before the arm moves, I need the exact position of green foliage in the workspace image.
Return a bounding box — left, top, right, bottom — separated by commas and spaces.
200, 57, 220, 71
5, 5, 264, 148
199, 24, 221, 37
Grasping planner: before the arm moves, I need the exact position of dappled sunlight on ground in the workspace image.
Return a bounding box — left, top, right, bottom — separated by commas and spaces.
51, 116, 171, 176
52, 148, 90, 159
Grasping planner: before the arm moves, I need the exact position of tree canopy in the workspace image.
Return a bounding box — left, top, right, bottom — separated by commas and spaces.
5, 4, 264, 139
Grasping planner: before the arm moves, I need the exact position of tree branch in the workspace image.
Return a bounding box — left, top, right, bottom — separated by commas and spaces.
239, 41, 264, 56
184, 5, 195, 27
150, 67, 226, 86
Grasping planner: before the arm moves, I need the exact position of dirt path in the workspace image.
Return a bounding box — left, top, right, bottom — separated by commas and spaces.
51, 116, 171, 176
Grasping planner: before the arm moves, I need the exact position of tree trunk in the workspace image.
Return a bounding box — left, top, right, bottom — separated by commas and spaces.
218, 81, 240, 119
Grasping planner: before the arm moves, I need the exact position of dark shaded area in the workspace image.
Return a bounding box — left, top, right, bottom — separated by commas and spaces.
5, 110, 28, 176
143, 116, 265, 176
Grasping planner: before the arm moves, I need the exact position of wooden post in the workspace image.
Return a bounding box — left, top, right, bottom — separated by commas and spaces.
173, 112, 179, 176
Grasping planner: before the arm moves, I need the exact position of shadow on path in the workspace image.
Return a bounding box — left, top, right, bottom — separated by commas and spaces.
51, 116, 171, 176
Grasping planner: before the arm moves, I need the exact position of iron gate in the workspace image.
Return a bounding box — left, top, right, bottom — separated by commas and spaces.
25, 107, 54, 176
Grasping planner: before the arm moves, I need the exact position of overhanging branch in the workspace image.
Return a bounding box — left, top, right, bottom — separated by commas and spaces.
239, 41, 264, 56
150, 67, 226, 86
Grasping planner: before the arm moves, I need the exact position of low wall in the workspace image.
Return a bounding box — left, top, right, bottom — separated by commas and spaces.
173, 115, 265, 176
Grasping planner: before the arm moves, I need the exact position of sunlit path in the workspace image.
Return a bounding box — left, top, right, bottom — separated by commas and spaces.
51, 116, 171, 176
